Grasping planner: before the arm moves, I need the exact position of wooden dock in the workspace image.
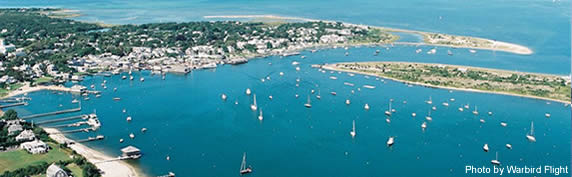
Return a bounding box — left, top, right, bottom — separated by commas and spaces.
0, 102, 27, 108
44, 121, 87, 128
76, 135, 104, 143
52, 127, 95, 134
35, 115, 88, 125
21, 103, 82, 119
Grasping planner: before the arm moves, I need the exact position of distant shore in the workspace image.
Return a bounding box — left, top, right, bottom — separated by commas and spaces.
321, 63, 571, 104
204, 14, 533, 55
44, 128, 141, 177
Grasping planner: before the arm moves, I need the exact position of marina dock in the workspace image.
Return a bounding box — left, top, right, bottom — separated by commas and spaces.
35, 115, 88, 125
21, 103, 82, 119
0, 102, 27, 108
52, 127, 95, 134
76, 135, 105, 143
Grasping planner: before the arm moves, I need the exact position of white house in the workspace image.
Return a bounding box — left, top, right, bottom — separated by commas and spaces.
15, 129, 36, 142
20, 140, 49, 154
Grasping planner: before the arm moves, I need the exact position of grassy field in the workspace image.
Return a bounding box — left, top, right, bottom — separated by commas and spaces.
0, 83, 24, 97
0, 142, 72, 173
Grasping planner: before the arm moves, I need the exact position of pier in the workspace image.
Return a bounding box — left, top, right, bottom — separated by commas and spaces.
0, 102, 27, 108
76, 135, 105, 143
35, 115, 88, 125
21, 103, 82, 119
52, 127, 95, 134
44, 121, 87, 128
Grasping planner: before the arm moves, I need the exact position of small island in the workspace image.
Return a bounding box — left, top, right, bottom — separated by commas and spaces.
322, 62, 571, 103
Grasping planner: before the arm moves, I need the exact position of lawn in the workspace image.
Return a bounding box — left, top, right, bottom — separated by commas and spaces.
0, 142, 73, 173
0, 83, 24, 97
34, 76, 54, 84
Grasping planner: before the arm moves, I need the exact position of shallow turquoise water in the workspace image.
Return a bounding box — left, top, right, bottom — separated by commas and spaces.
1, 0, 571, 176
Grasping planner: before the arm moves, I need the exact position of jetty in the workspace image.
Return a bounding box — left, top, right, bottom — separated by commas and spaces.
21, 103, 82, 119
0, 102, 27, 108
52, 127, 95, 134
35, 115, 88, 125
76, 135, 105, 143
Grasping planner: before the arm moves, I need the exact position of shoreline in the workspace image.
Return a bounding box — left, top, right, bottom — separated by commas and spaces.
43, 128, 142, 177
203, 14, 533, 55
0, 84, 83, 100
321, 63, 571, 104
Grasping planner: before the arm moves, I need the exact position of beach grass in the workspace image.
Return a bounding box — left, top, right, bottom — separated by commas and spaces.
0, 142, 72, 173
0, 83, 24, 97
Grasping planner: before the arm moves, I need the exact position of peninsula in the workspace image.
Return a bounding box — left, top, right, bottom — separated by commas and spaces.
321, 62, 571, 103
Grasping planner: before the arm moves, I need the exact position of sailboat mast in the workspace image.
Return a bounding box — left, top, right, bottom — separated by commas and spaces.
241, 153, 246, 170
352, 120, 356, 132
253, 94, 257, 106
531, 122, 534, 135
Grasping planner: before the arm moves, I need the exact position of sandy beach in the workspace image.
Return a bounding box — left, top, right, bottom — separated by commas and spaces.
43, 128, 141, 177
0, 84, 83, 100
321, 64, 571, 104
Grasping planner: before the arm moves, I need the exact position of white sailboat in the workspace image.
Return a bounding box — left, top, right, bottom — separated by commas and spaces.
483, 144, 489, 152
350, 120, 356, 138
250, 94, 258, 111
421, 122, 427, 129
221, 94, 227, 101
425, 110, 432, 121
384, 101, 392, 116
246, 88, 252, 95
526, 121, 536, 142
411, 112, 417, 117
258, 109, 263, 121
387, 136, 395, 146
364, 104, 370, 110
304, 95, 312, 108
506, 144, 512, 149
239, 152, 253, 175
345, 99, 350, 105
472, 106, 479, 115
426, 96, 433, 104
491, 152, 501, 165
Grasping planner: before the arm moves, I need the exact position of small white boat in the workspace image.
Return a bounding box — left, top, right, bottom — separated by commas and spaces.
421, 122, 427, 129
258, 109, 263, 121
491, 152, 500, 166
122, 109, 126, 113
304, 96, 312, 108
268, 95, 273, 100
140, 77, 145, 82
329, 76, 338, 80
350, 120, 356, 138
432, 106, 437, 111
122, 75, 127, 80
129, 133, 135, 139
526, 121, 536, 142
506, 144, 512, 149
72, 99, 79, 103
450, 98, 455, 102
130, 76, 134, 80
426, 96, 433, 104
415, 49, 422, 53
472, 106, 479, 115
221, 94, 227, 101
239, 153, 253, 175
330, 92, 337, 96
119, 139, 124, 143
250, 94, 258, 111
480, 119, 485, 123
483, 143, 489, 152
279, 72, 284, 76
500, 122, 507, 127
291, 61, 300, 65
488, 111, 493, 116
126, 116, 132, 122
385, 101, 392, 116
246, 88, 252, 95
363, 85, 375, 89
442, 102, 449, 107
469, 49, 477, 53
458, 107, 464, 112
411, 112, 416, 117
141, 128, 147, 133
545, 113, 551, 118
387, 136, 395, 146
425, 110, 432, 121
345, 99, 350, 105
427, 48, 437, 54
295, 67, 301, 71
364, 104, 370, 110
386, 118, 391, 123
295, 94, 299, 98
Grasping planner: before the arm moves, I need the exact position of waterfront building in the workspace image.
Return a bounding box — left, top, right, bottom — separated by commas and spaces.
121, 146, 142, 159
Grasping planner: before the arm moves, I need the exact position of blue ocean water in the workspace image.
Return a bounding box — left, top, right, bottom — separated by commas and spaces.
1, 0, 571, 176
